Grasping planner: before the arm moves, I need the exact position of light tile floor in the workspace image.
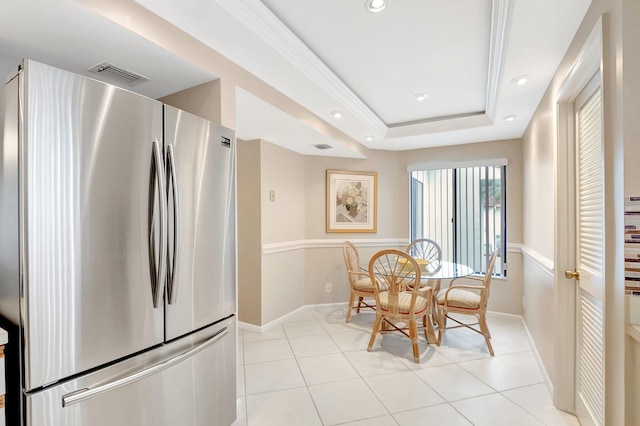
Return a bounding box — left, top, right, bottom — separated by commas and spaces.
233, 305, 580, 426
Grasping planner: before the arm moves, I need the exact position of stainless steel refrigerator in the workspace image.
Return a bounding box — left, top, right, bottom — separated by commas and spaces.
0, 60, 237, 425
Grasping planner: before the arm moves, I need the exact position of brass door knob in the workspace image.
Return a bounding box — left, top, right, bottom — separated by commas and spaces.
564, 270, 580, 280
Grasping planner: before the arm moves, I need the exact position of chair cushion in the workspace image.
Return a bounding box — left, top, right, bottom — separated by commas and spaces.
436, 288, 481, 309
354, 277, 375, 292
379, 291, 428, 315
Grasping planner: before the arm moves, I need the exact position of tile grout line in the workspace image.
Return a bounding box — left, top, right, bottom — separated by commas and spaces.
284, 313, 340, 425
313, 308, 397, 425
239, 306, 569, 425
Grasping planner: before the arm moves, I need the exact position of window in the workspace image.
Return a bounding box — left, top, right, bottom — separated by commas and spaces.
409, 165, 506, 277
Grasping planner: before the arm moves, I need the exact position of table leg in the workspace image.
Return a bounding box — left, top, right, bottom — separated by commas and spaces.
422, 287, 438, 344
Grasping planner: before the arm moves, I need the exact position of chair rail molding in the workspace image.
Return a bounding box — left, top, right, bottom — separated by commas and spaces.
514, 243, 554, 276
262, 238, 409, 255
263, 239, 529, 256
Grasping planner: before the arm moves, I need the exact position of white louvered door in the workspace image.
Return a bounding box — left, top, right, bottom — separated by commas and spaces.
573, 72, 605, 426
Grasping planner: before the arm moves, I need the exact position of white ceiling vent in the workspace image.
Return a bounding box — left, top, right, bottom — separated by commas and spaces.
313, 143, 332, 150
88, 62, 149, 86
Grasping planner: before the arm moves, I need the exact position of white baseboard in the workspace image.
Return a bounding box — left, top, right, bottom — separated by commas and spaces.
238, 302, 349, 333
521, 316, 554, 394
486, 309, 523, 320
487, 309, 553, 393
240, 304, 551, 393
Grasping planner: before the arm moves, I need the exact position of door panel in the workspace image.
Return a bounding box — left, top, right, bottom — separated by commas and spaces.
23, 61, 165, 390
26, 318, 236, 426
574, 73, 605, 426
164, 106, 236, 341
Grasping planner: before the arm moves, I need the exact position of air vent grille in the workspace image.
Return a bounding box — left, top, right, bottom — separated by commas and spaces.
313, 143, 332, 150
88, 62, 149, 86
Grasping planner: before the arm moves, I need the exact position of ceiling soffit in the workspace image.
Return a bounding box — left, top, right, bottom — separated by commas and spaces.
217, 0, 513, 144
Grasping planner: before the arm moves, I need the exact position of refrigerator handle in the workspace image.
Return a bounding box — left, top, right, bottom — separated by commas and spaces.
61, 327, 229, 407
150, 140, 167, 308
167, 144, 180, 305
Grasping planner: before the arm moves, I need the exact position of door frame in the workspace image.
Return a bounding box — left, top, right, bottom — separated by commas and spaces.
554, 17, 603, 412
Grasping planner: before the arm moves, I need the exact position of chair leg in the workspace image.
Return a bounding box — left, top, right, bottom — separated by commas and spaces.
423, 314, 436, 344
346, 292, 356, 323
409, 319, 420, 363
436, 306, 445, 346
422, 315, 428, 339
368, 315, 382, 352
381, 318, 389, 331
479, 312, 494, 356
431, 280, 441, 325
356, 296, 363, 313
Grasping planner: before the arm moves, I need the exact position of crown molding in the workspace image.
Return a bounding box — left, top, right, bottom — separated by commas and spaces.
217, 0, 387, 137
485, 0, 514, 122
386, 112, 492, 138
218, 0, 513, 142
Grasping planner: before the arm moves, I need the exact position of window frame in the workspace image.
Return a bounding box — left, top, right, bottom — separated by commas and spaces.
409, 163, 507, 277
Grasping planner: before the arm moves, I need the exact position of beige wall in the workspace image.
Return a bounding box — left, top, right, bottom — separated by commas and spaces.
521, 63, 561, 386
259, 142, 306, 323
261, 143, 306, 244
160, 80, 222, 124
235, 136, 528, 323
237, 139, 262, 325
302, 150, 406, 309
247, 139, 525, 319
522, 0, 628, 421
303, 150, 405, 239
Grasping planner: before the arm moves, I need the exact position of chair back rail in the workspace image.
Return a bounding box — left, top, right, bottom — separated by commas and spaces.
367, 249, 435, 363
436, 248, 499, 356
342, 241, 376, 323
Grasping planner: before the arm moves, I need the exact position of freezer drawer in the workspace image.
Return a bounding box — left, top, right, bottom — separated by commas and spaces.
25, 317, 236, 426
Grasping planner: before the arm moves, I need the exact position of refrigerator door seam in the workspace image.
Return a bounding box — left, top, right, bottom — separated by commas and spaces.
61, 327, 228, 408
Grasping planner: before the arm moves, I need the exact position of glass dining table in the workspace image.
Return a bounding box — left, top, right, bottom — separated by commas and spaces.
360, 260, 474, 282
360, 259, 474, 344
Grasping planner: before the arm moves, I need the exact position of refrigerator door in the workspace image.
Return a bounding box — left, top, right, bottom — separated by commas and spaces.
26, 317, 236, 426
22, 61, 165, 390
164, 106, 236, 340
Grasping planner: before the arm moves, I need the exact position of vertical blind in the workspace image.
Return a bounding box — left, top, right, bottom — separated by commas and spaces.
410, 166, 506, 276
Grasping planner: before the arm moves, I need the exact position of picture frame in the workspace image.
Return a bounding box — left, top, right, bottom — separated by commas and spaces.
326, 169, 377, 233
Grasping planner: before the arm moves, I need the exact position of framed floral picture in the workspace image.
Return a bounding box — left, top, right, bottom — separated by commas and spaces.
326, 170, 377, 233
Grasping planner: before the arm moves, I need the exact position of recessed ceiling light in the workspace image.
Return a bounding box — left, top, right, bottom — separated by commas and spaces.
414, 93, 429, 102
511, 75, 528, 86
503, 115, 518, 122
331, 111, 342, 119
365, 135, 374, 141
365, 0, 386, 13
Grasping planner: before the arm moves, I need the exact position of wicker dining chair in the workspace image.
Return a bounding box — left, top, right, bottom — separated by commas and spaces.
435, 249, 499, 356
406, 238, 442, 264
367, 249, 435, 363
406, 238, 442, 319
342, 241, 376, 323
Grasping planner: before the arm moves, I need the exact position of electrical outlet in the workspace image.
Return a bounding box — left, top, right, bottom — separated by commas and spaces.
325, 283, 332, 293
269, 190, 275, 202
